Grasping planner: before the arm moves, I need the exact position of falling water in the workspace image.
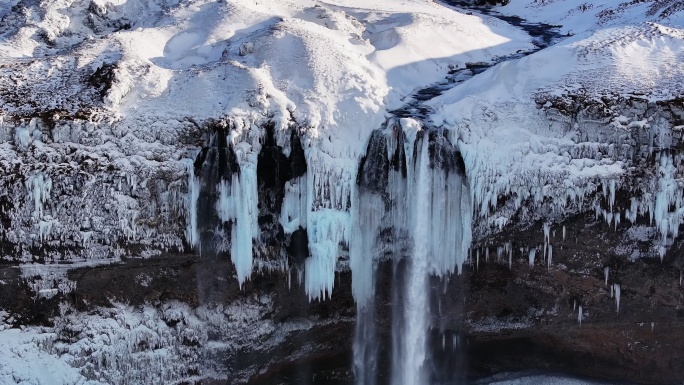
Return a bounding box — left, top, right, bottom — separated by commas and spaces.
351, 191, 383, 385
394, 135, 432, 385
351, 123, 472, 385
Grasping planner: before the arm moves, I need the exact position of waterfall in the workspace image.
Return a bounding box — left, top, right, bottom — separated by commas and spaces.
351, 191, 383, 385
395, 135, 432, 385
351, 121, 472, 385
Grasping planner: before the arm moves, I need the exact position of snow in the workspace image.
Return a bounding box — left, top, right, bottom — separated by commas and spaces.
0, 328, 103, 385
0, 296, 347, 384
500, 0, 684, 34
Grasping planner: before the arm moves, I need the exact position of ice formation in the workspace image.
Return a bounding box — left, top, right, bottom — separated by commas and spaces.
216, 169, 259, 287
528, 249, 536, 268
280, 176, 308, 235
185, 160, 200, 248
26, 173, 52, 220
305, 209, 351, 300
578, 305, 583, 326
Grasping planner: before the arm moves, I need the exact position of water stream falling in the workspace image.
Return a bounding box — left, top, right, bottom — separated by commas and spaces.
396, 136, 432, 385
352, 123, 472, 385
349, 4, 565, 383
350, 12, 565, 385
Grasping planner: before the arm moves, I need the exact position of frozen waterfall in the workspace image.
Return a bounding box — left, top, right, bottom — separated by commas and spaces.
184, 121, 473, 384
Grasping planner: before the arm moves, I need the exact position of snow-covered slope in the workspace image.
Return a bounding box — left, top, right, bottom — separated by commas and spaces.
500, 0, 684, 34
429, 1, 684, 259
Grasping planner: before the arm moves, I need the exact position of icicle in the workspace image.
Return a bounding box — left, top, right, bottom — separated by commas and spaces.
578, 305, 583, 325
350, 190, 383, 307
604, 267, 609, 287
399, 133, 431, 385
650, 152, 684, 259
217, 166, 259, 288
627, 198, 639, 224
651, 322, 655, 332
609, 179, 616, 211
614, 284, 621, 313
528, 248, 536, 268
476, 249, 480, 270
601, 179, 608, 201
562, 226, 566, 241
15, 125, 33, 149
26, 173, 52, 220
543, 222, 551, 244
573, 300, 576, 311
288, 269, 292, 290
604, 211, 613, 227
485, 247, 489, 263
280, 176, 308, 234
184, 161, 200, 247
547, 244, 552, 271
305, 209, 350, 301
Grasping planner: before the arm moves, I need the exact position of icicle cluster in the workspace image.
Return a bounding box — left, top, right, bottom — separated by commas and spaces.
302, 163, 354, 301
